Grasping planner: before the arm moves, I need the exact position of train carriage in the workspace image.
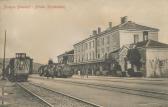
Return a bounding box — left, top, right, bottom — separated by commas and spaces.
6, 53, 33, 82
38, 60, 73, 78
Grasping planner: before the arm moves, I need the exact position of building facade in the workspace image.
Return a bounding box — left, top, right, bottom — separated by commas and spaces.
118, 40, 168, 77
57, 50, 74, 64
72, 16, 159, 75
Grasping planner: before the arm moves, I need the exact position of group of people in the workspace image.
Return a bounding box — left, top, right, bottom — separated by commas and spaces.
78, 70, 88, 78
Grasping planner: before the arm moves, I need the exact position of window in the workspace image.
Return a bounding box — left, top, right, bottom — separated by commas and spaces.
101, 48, 105, 57
90, 52, 92, 59
77, 46, 79, 52
102, 38, 104, 45
82, 55, 84, 61
78, 56, 79, 62
143, 31, 148, 41
107, 36, 110, 44
80, 46, 82, 52
92, 51, 95, 59
105, 53, 108, 59
97, 49, 100, 58
74, 48, 77, 53
106, 47, 110, 53
85, 43, 88, 50
79, 46, 80, 52
97, 54, 100, 58
97, 39, 100, 46
81, 45, 83, 52
86, 53, 88, 60
102, 48, 104, 53
134, 34, 139, 43
89, 42, 91, 49
79, 56, 81, 62
93, 41, 95, 48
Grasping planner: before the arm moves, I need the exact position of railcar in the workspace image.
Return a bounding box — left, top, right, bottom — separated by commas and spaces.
6, 53, 33, 82
38, 62, 73, 78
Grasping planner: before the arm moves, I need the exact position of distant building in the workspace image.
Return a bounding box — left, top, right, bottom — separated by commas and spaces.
72, 16, 159, 75
57, 50, 74, 64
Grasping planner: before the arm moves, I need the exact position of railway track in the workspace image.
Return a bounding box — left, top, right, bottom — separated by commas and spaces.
31, 77, 168, 101
17, 82, 54, 107
57, 80, 168, 100
17, 82, 102, 107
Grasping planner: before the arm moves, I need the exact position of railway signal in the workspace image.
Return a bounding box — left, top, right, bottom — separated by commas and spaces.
2, 30, 7, 80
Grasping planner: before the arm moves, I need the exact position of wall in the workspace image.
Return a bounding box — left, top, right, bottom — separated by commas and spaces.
74, 37, 96, 63
74, 30, 120, 63
97, 31, 120, 60
67, 54, 74, 64
119, 30, 143, 47
83, 38, 96, 61
109, 31, 120, 52
146, 48, 168, 77
148, 32, 158, 41
119, 30, 158, 48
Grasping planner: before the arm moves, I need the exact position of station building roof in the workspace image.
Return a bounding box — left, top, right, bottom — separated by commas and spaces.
135, 40, 168, 48
74, 20, 159, 46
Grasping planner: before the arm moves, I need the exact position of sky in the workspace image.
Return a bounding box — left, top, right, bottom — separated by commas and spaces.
0, 0, 168, 64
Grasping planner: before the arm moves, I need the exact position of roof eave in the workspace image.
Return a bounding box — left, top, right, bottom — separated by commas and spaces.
146, 46, 168, 48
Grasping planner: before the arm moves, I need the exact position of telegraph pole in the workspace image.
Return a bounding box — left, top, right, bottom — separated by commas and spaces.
2, 30, 6, 80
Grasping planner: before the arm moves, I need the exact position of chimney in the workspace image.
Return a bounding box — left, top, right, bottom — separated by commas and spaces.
121, 16, 128, 24
92, 30, 97, 36
109, 22, 112, 28
97, 27, 101, 34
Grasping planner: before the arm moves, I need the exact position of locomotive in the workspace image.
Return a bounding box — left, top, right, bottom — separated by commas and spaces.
38, 60, 73, 78
54, 63, 73, 78
5, 53, 33, 82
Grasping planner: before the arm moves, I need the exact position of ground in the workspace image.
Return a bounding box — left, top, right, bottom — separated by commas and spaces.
0, 75, 168, 107
29, 75, 168, 107
0, 80, 45, 107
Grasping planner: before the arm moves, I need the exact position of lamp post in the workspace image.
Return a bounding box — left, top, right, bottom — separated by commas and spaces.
2, 30, 6, 80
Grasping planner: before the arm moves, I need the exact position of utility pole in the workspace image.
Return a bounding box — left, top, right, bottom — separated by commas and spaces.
2, 30, 6, 80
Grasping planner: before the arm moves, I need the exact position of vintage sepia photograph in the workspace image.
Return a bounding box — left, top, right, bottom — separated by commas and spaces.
0, 0, 168, 107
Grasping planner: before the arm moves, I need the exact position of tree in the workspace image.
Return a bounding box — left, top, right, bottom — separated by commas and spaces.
127, 48, 141, 67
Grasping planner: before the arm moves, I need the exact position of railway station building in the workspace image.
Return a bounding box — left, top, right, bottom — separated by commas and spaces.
71, 16, 160, 76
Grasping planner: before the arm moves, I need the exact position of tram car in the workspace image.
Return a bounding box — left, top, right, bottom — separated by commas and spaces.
6, 53, 33, 82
